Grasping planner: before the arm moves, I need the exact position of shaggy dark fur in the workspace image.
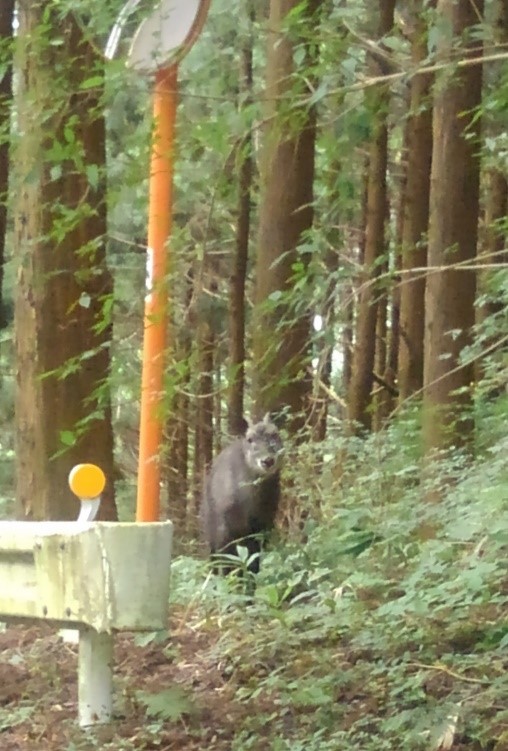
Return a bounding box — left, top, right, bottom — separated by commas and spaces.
200, 414, 283, 574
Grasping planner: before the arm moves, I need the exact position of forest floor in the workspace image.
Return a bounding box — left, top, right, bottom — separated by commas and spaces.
0, 611, 257, 751
0, 608, 499, 751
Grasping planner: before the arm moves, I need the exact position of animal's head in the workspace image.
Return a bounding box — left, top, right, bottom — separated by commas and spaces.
242, 413, 284, 476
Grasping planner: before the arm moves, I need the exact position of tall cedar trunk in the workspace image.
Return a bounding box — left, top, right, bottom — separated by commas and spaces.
228, 4, 254, 436
14, 5, 117, 520
0, 0, 14, 328
347, 0, 396, 433
398, 1, 434, 402
252, 0, 320, 432
423, 0, 484, 454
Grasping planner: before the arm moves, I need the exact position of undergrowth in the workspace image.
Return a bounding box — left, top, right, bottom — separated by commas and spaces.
169, 401, 508, 751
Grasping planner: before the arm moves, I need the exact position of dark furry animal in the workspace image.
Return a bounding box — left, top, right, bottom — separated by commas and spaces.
200, 414, 283, 574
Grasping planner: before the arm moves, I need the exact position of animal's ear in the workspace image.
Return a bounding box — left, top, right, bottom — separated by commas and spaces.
263, 412, 271, 424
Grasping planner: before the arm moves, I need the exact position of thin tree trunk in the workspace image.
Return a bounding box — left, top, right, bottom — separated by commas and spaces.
0, 0, 14, 328
372, 276, 388, 431
192, 269, 216, 523
165, 271, 193, 540
385, 257, 400, 402
476, 0, 508, 355
347, 0, 396, 433
481, 169, 508, 310
312, 248, 339, 441
214, 356, 222, 455
228, 3, 254, 436
423, 0, 484, 454
398, 1, 434, 402
166, 381, 190, 535
343, 194, 368, 396
475, 167, 508, 393
342, 289, 354, 394
375, 142, 407, 425
197, 323, 215, 470
191, 318, 214, 538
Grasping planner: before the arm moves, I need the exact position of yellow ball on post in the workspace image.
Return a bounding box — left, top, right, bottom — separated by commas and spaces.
68, 464, 106, 500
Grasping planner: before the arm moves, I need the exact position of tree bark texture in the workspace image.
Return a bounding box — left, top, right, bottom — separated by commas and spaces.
347, 0, 396, 433
252, 0, 321, 432
0, 0, 14, 328
190, 262, 217, 533
423, 0, 484, 453
371, 270, 388, 431
476, 0, 508, 334
14, 4, 116, 520
398, 1, 434, 402
165, 272, 193, 541
228, 4, 254, 436
475, 168, 508, 393
384, 162, 405, 406
311, 248, 339, 442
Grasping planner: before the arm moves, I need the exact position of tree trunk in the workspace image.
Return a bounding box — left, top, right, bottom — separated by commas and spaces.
347, 0, 396, 433
372, 275, 388, 431
475, 166, 508, 394
0, 0, 14, 329
14, 4, 116, 520
311, 248, 339, 442
423, 0, 484, 454
190, 264, 216, 534
342, 288, 354, 395
384, 159, 405, 410
398, 1, 434, 402
165, 271, 193, 540
228, 3, 254, 436
480, 169, 508, 319
252, 0, 321, 433
165, 374, 190, 538
196, 321, 215, 472
476, 0, 508, 349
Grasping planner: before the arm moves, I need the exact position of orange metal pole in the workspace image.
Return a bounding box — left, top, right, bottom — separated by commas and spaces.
136, 64, 178, 522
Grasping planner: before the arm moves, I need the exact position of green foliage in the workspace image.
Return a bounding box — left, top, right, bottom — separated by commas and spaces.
170, 399, 507, 749
136, 686, 195, 723
0, 703, 35, 732
0, 0, 506, 745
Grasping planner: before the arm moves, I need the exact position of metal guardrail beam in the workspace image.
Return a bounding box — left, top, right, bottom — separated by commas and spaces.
0, 519, 173, 725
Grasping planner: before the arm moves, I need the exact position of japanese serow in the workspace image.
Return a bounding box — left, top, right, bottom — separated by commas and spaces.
200, 414, 284, 575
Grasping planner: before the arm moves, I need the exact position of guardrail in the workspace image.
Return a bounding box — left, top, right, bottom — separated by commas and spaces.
0, 465, 173, 726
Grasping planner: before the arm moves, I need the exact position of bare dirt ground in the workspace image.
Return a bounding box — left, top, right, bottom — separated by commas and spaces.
0, 614, 252, 751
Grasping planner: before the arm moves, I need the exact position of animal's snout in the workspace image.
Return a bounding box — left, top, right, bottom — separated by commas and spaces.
261, 456, 275, 469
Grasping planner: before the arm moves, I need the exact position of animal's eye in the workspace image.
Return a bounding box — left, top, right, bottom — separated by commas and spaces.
246, 436, 254, 444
